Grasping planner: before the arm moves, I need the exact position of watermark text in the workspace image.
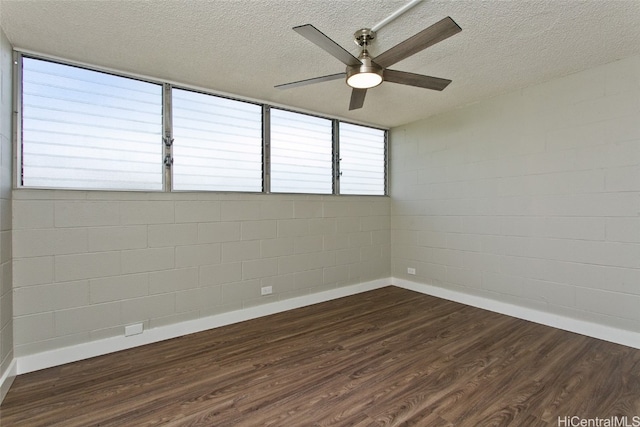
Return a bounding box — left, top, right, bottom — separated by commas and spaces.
558, 416, 640, 427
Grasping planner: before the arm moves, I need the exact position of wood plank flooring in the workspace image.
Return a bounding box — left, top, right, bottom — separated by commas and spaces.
2, 287, 639, 426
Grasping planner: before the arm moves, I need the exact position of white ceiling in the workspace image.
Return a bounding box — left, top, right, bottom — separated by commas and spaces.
1, 0, 640, 128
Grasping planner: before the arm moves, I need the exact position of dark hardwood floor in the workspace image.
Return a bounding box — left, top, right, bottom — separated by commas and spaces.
2, 286, 639, 426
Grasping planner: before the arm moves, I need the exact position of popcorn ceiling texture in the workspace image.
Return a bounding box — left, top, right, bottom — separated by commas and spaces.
1, 0, 640, 127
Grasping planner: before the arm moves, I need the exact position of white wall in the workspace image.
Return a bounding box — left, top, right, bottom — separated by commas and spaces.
12, 191, 390, 356
0, 27, 14, 398
391, 55, 640, 333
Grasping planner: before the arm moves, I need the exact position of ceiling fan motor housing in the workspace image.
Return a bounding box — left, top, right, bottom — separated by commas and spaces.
346, 52, 383, 88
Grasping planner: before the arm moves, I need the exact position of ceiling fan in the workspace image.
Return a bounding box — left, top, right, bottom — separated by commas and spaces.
275, 16, 462, 110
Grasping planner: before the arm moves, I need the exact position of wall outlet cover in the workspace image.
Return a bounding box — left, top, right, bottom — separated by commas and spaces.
125, 323, 144, 337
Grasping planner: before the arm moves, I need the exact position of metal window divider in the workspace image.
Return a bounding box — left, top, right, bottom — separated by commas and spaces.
163, 83, 173, 191
332, 120, 341, 195
262, 105, 271, 194
384, 129, 389, 196
12, 52, 23, 188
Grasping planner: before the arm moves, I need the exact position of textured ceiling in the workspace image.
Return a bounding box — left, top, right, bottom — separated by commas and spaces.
1, 0, 640, 128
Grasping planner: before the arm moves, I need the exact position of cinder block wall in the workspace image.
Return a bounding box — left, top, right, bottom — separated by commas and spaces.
12, 191, 390, 356
390, 55, 640, 332
0, 28, 14, 387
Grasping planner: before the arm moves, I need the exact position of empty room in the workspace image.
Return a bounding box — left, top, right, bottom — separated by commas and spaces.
0, 0, 639, 425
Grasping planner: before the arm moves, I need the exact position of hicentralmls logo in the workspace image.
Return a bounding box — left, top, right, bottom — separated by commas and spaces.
558, 416, 640, 427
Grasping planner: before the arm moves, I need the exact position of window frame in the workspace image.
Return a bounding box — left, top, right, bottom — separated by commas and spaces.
14, 51, 388, 196
268, 107, 334, 195
16, 52, 167, 192
169, 86, 265, 193
336, 121, 388, 196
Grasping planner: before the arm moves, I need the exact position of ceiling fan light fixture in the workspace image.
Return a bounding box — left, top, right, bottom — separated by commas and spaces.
347, 70, 383, 89
346, 53, 383, 89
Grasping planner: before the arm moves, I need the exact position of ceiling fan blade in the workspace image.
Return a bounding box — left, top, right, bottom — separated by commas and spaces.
383, 69, 451, 91
373, 16, 461, 69
293, 24, 361, 67
275, 72, 346, 89
349, 88, 367, 110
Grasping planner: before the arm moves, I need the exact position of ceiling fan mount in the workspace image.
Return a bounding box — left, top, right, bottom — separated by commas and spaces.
353, 28, 376, 47
275, 16, 462, 110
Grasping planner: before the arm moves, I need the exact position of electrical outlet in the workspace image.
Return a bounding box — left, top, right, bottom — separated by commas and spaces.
125, 323, 143, 337
407, 267, 416, 275
261, 286, 273, 296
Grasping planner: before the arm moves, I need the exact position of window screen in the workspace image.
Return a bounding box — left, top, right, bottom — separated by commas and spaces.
172, 89, 263, 192
339, 123, 386, 195
21, 57, 163, 190
270, 109, 333, 194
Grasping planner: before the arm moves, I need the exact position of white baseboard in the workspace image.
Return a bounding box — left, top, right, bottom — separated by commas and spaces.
16, 278, 390, 375
393, 277, 640, 350
8, 276, 640, 388
0, 358, 16, 403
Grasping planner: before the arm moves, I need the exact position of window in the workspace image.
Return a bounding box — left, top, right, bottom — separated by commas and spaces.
17, 54, 387, 195
270, 109, 333, 194
172, 89, 262, 192
21, 57, 163, 190
339, 123, 386, 195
